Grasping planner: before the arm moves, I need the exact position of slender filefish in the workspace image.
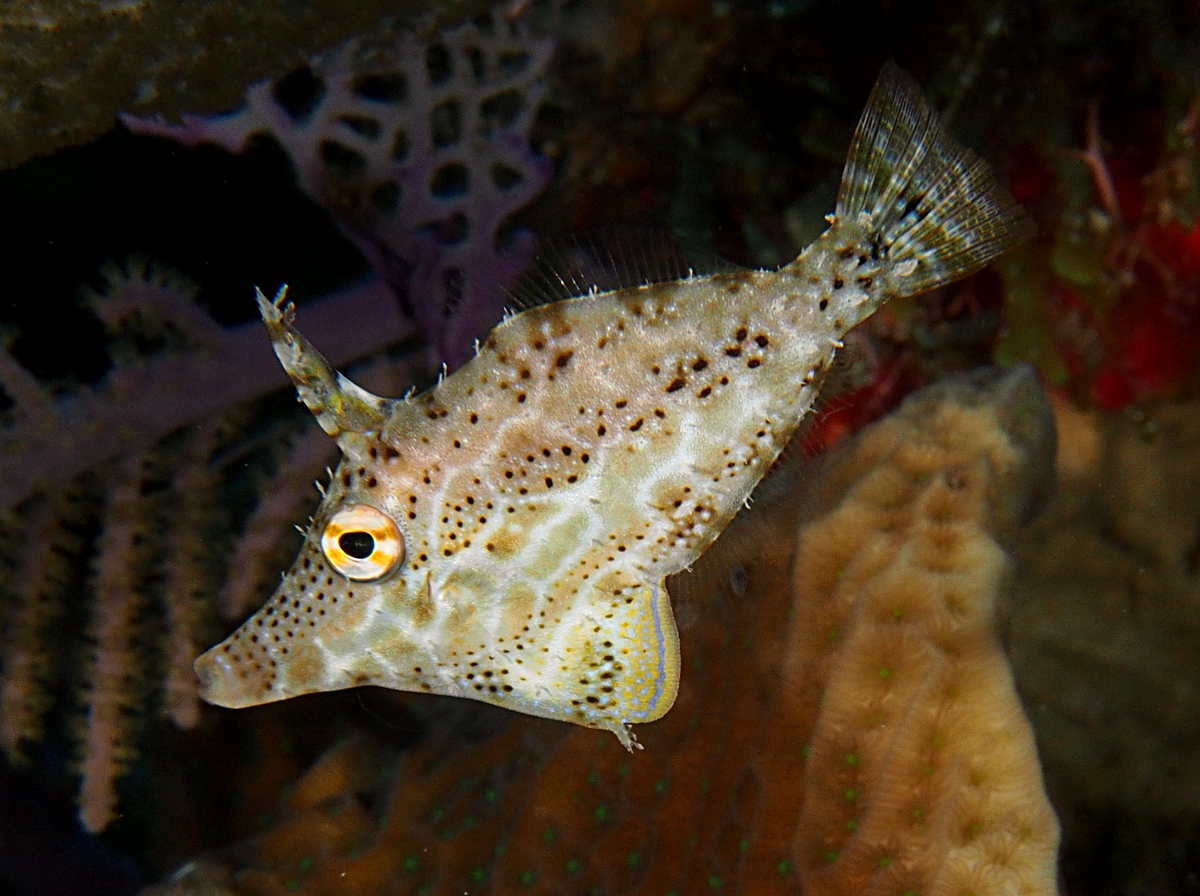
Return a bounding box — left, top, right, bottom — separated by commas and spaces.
195, 63, 1034, 748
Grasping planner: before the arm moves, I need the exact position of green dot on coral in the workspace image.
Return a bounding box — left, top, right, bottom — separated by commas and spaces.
542, 828, 557, 844
708, 875, 722, 889
911, 806, 924, 819
520, 870, 536, 886
495, 843, 507, 856
484, 788, 498, 802
618, 764, 629, 777
404, 854, 420, 873
285, 881, 300, 893
846, 819, 859, 832
587, 771, 600, 785
844, 788, 857, 801
777, 859, 792, 875
700, 777, 710, 792
737, 838, 749, 852
845, 752, 858, 766
827, 626, 840, 642
801, 744, 811, 759
594, 804, 611, 822
565, 858, 582, 874
879, 667, 891, 679
471, 868, 486, 883
879, 856, 891, 867
892, 608, 904, 619
297, 857, 313, 873
627, 852, 641, 867
825, 851, 838, 863
654, 777, 669, 794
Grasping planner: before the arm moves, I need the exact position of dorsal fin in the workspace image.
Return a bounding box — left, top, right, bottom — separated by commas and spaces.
506, 227, 738, 310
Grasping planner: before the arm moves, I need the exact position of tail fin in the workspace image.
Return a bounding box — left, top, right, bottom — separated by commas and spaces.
837, 61, 1034, 296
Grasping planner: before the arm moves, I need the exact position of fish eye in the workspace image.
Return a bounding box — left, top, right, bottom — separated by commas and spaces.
321, 504, 404, 581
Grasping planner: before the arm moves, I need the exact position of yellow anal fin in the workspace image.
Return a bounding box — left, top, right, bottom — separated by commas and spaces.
544, 579, 680, 751
611, 579, 681, 723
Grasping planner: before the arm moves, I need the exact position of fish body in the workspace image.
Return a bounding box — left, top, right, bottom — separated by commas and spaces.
195, 63, 1033, 747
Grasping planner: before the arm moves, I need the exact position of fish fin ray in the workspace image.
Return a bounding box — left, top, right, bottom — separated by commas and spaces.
836, 61, 1034, 295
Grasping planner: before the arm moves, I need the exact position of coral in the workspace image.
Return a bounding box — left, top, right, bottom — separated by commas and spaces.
124, 9, 556, 368
145, 366, 1059, 896
0, 0, 493, 170
1011, 395, 1200, 893
0, 260, 422, 833
1, 3, 556, 836
774, 366, 1060, 896
0, 259, 414, 511
995, 86, 1200, 410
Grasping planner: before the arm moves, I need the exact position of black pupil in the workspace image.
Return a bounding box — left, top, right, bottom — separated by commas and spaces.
339, 531, 375, 559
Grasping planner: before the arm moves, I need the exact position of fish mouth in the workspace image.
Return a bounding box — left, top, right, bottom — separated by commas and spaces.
193, 642, 279, 709
193, 646, 237, 707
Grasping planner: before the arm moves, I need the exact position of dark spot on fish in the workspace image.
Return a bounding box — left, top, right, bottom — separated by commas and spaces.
819, 298, 829, 311
629, 418, 644, 432
755, 334, 769, 348
693, 358, 709, 371
697, 386, 712, 398
556, 352, 573, 368
665, 378, 685, 393
833, 277, 844, 290
725, 346, 741, 357
747, 359, 761, 369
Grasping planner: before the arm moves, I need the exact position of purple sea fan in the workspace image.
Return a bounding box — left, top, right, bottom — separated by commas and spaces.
123, 11, 556, 369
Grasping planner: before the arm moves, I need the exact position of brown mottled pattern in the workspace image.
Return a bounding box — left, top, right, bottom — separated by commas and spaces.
155, 367, 1059, 896
194, 63, 1033, 747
